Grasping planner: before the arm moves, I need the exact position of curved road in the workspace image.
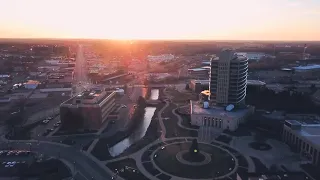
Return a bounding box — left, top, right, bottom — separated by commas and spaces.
0, 89, 188, 180
1, 139, 115, 180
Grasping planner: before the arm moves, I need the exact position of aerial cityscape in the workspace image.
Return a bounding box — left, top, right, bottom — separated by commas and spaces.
1, 1, 320, 180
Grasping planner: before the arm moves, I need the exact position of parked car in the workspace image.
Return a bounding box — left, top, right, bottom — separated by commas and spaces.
42, 120, 49, 124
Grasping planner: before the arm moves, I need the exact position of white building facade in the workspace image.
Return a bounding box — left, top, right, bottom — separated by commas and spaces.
190, 101, 254, 131
282, 120, 320, 167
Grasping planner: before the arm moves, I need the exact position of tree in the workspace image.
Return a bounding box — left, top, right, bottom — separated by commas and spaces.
254, 132, 266, 143
185, 84, 189, 90
269, 164, 279, 172
310, 84, 316, 89
137, 96, 146, 107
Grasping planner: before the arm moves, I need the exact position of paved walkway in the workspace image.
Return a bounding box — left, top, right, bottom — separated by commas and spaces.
102, 89, 253, 180
230, 136, 304, 172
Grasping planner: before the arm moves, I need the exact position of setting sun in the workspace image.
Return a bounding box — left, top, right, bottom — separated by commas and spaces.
1, 0, 320, 40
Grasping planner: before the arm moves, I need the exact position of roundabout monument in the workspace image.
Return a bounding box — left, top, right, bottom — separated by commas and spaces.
142, 138, 243, 179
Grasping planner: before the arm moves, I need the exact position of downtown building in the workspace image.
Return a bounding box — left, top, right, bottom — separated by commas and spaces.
282, 120, 320, 167
60, 88, 116, 130
209, 49, 248, 106
190, 49, 254, 132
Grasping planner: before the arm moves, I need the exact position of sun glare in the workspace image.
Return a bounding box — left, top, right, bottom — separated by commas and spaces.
0, 0, 320, 40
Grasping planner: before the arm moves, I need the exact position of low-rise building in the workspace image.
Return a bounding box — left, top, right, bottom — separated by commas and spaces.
282, 120, 320, 166
189, 79, 209, 93
23, 80, 40, 89
60, 88, 116, 130
189, 79, 266, 94
311, 89, 320, 105
188, 68, 209, 80
190, 100, 254, 131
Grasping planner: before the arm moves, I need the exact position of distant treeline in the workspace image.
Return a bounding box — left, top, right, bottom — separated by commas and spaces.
92, 41, 320, 57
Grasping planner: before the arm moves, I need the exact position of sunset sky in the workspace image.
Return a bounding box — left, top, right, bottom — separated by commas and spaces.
1, 0, 320, 40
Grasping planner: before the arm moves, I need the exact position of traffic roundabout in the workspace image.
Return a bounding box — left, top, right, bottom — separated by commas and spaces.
140, 138, 249, 180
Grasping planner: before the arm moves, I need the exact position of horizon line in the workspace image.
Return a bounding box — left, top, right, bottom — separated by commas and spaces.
0, 37, 320, 43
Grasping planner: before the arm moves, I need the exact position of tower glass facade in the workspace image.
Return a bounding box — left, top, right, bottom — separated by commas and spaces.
209, 49, 248, 107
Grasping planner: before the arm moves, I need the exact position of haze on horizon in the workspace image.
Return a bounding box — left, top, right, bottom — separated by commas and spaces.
1, 0, 320, 41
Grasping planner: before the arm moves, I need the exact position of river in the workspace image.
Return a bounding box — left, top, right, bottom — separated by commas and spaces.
108, 89, 159, 157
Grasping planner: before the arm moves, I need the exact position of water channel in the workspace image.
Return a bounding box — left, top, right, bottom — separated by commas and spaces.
108, 89, 159, 157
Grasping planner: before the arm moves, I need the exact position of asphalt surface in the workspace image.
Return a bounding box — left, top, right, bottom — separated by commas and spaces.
0, 46, 117, 180
31, 115, 61, 138
73, 45, 91, 95
4, 141, 114, 180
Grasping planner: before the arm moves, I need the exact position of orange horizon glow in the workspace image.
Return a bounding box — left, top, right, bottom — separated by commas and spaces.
1, 0, 320, 41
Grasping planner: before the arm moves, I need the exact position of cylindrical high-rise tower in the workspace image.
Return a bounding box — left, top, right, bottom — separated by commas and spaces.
209, 49, 248, 107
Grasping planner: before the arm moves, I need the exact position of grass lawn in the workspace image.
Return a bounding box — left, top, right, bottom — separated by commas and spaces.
162, 104, 197, 138
153, 142, 235, 179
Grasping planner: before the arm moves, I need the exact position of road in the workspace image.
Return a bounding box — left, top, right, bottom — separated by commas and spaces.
73, 45, 91, 95
31, 115, 61, 138
266, 84, 320, 88
106, 83, 186, 89
2, 140, 115, 180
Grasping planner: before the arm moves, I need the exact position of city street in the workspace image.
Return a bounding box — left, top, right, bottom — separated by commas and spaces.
2, 140, 115, 180
73, 45, 91, 95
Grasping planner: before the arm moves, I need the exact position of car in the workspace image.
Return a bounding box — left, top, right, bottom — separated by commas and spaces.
161, 146, 165, 150
42, 120, 49, 124
57, 121, 61, 124
47, 117, 53, 120
54, 124, 59, 127
46, 128, 53, 132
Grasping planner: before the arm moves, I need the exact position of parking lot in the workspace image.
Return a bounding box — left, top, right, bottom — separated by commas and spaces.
0, 150, 35, 176
0, 149, 71, 178
31, 115, 61, 138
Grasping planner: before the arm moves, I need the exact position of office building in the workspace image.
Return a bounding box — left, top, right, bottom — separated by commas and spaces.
190, 100, 254, 131
190, 49, 254, 131
60, 88, 116, 130
188, 68, 209, 80
189, 79, 265, 94
282, 120, 320, 167
209, 49, 248, 106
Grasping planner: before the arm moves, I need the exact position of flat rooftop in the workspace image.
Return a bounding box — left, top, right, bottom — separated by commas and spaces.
64, 89, 113, 105
190, 101, 252, 119
286, 120, 320, 149
190, 79, 209, 84
188, 68, 208, 72
247, 80, 266, 86
190, 79, 265, 86
293, 64, 320, 70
